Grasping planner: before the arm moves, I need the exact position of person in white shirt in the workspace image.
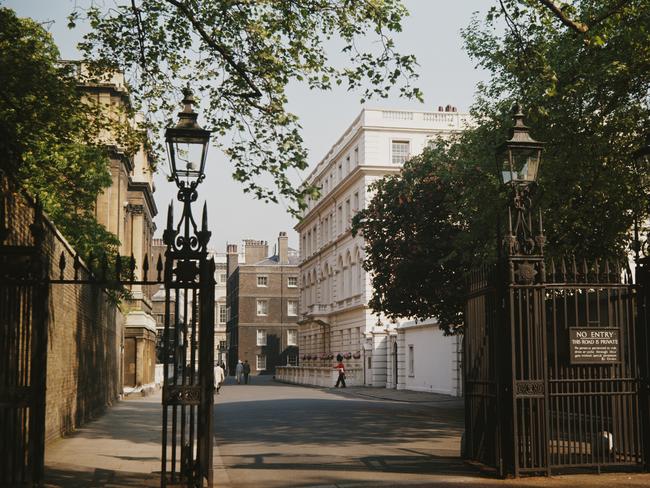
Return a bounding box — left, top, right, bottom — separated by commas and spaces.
214, 362, 225, 394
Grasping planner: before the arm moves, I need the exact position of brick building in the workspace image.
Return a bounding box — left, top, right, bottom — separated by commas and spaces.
150, 239, 229, 373
226, 232, 300, 375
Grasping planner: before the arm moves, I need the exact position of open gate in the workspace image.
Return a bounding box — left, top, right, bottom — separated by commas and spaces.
0, 171, 216, 487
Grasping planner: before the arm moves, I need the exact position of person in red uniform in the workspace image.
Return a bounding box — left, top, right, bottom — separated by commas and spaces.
334, 354, 346, 388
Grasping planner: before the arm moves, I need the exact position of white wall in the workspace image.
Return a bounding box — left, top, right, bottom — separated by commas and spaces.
400, 325, 462, 397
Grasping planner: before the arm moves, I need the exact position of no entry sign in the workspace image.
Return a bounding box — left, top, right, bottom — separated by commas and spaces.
569, 327, 620, 364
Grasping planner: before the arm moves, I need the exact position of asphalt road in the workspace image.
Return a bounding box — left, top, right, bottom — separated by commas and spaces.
213, 376, 472, 487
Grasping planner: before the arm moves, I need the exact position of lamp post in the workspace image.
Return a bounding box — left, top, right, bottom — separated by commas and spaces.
160, 88, 215, 487
496, 104, 547, 477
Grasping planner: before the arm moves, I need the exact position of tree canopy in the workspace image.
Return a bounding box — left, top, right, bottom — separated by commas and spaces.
354, 0, 650, 331
69, 0, 422, 214
0, 7, 126, 257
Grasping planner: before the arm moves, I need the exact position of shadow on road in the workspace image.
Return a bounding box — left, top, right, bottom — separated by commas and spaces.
44, 464, 158, 488
214, 397, 462, 446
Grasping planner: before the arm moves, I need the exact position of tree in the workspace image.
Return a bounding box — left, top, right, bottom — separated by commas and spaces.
354, 0, 650, 330
0, 7, 130, 257
69, 0, 422, 213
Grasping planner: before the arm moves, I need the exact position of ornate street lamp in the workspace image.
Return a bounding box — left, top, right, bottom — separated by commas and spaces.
160, 88, 215, 486
165, 88, 211, 188
499, 104, 546, 272
499, 104, 544, 186
163, 88, 212, 254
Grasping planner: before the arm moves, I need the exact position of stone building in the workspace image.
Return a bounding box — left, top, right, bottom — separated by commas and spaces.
277, 107, 469, 388
226, 233, 300, 375
76, 66, 158, 389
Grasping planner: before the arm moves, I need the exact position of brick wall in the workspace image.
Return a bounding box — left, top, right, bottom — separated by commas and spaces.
45, 264, 122, 443
2, 180, 123, 444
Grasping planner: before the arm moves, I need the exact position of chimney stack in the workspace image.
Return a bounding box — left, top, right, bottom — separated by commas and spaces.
226, 244, 238, 277
243, 239, 269, 264
278, 231, 289, 265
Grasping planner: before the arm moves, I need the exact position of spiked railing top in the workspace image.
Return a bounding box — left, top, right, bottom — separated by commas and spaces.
546, 256, 629, 285
49, 250, 165, 285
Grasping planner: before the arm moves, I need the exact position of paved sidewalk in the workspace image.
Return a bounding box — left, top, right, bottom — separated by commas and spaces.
44, 393, 161, 487
320, 384, 464, 408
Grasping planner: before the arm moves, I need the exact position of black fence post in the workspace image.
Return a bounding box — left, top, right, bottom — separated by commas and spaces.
636, 257, 650, 471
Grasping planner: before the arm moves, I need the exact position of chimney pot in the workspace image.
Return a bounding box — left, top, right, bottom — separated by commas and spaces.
278, 231, 289, 265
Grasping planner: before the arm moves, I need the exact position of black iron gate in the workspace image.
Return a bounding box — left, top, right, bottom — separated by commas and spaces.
464, 206, 650, 476
1, 178, 215, 487
0, 187, 49, 487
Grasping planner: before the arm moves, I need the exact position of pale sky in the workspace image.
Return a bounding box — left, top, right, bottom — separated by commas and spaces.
4, 0, 491, 252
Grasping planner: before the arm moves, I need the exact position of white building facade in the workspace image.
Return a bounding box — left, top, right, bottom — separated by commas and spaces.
395, 319, 463, 396
277, 107, 469, 388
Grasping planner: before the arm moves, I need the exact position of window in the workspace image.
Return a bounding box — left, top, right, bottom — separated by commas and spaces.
338, 162, 342, 181
408, 345, 415, 376
345, 155, 350, 174
256, 329, 267, 346
353, 192, 359, 213
354, 147, 359, 165
256, 354, 267, 371
257, 275, 268, 287
287, 276, 298, 288
219, 273, 227, 284
218, 305, 227, 324
392, 140, 410, 165
287, 300, 298, 316
287, 329, 298, 346
256, 299, 268, 316
345, 199, 351, 227
287, 353, 298, 366
337, 205, 343, 233
218, 340, 226, 351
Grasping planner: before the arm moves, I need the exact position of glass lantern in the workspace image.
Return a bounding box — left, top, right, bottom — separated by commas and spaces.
500, 105, 544, 185
165, 89, 211, 186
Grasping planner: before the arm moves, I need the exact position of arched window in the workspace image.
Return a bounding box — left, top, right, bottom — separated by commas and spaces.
344, 252, 352, 298
336, 256, 344, 302
356, 249, 364, 297
350, 253, 357, 296
322, 264, 329, 305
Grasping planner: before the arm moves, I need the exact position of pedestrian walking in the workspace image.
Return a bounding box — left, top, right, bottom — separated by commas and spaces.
214, 362, 225, 394
334, 355, 346, 388
243, 360, 251, 384
235, 359, 244, 384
